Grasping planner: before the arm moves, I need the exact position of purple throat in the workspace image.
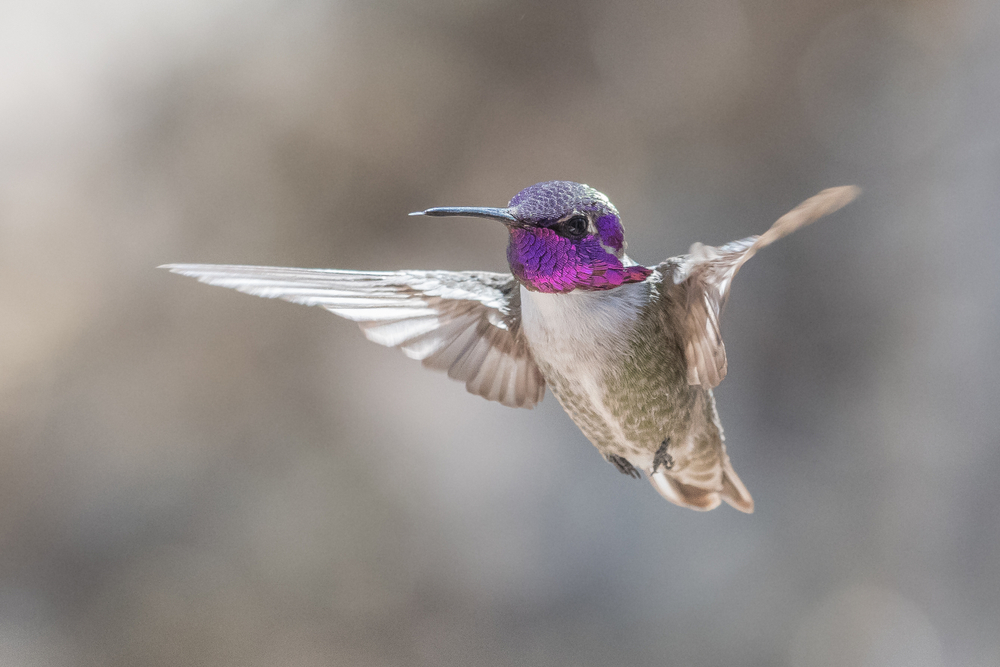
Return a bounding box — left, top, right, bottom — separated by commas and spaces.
506, 223, 652, 293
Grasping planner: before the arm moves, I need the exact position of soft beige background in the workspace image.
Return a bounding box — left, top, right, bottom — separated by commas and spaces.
3, 0, 999, 665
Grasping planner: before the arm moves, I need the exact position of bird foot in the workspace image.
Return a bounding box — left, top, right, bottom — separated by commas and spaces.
607, 454, 641, 479
653, 438, 674, 473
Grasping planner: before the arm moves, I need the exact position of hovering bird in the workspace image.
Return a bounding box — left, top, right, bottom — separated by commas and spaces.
163, 182, 858, 512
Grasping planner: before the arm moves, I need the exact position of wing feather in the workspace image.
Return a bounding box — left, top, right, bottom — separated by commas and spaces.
654, 186, 859, 388
162, 264, 545, 408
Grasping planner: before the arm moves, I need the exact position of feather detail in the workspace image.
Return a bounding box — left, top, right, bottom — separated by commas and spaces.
161, 264, 546, 408
656, 186, 859, 388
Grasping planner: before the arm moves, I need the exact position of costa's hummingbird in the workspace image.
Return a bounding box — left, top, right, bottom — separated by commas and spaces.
163, 182, 858, 512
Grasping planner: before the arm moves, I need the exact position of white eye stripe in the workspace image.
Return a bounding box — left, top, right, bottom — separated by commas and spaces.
598, 240, 619, 255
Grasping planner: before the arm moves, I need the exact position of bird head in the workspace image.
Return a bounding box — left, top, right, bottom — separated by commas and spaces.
412, 181, 652, 293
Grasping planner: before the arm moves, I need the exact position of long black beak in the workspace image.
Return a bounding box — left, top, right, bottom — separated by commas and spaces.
409, 206, 518, 225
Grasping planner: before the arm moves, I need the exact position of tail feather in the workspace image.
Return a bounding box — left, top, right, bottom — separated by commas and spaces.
719, 461, 754, 513
649, 472, 723, 511
648, 449, 754, 514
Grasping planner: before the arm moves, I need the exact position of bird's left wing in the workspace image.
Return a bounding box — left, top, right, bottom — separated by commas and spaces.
652, 186, 860, 388
161, 264, 546, 408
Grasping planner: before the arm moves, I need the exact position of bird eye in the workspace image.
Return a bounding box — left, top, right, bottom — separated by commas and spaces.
559, 215, 589, 239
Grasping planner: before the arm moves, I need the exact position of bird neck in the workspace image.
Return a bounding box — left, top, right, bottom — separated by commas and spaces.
506, 227, 652, 293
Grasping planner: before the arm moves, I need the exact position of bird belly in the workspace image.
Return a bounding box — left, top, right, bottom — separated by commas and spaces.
520, 284, 712, 469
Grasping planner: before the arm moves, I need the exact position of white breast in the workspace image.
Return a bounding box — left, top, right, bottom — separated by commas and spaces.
520, 281, 650, 454
520, 282, 648, 354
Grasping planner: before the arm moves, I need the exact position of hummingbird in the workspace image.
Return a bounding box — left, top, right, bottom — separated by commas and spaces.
163, 181, 858, 512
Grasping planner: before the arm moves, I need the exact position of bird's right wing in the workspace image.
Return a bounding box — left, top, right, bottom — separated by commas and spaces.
161, 264, 546, 408
653, 186, 860, 388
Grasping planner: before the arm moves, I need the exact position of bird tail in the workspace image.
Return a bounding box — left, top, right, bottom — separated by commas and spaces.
719, 459, 754, 513
648, 448, 754, 513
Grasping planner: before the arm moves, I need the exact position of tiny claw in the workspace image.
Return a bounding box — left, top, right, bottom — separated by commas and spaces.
653, 438, 674, 473
607, 454, 642, 479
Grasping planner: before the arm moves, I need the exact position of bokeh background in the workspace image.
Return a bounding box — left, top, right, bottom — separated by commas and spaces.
3, 0, 999, 665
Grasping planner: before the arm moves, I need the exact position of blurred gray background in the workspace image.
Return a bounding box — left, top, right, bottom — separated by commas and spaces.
3, 0, 999, 665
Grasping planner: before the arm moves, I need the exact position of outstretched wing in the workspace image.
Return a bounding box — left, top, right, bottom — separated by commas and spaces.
654, 186, 860, 388
161, 264, 546, 408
